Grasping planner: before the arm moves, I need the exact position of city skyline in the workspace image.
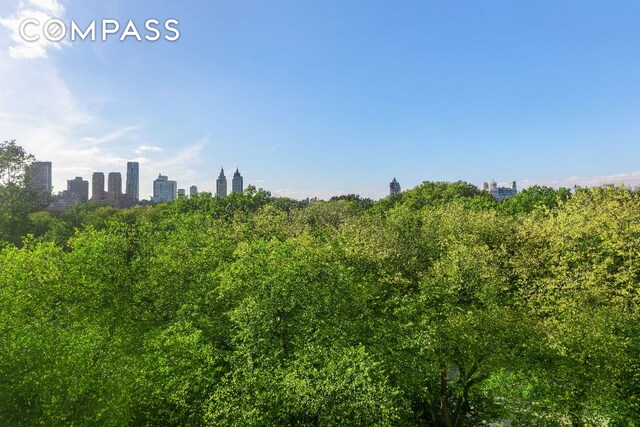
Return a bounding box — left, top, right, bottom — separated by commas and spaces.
2, 1, 640, 199
46, 162, 252, 203
26, 155, 637, 204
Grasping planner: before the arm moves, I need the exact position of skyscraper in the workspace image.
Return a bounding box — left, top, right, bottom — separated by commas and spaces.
178, 189, 186, 197
389, 178, 401, 197
232, 168, 243, 194
28, 161, 52, 194
126, 162, 139, 202
216, 168, 227, 197
190, 186, 198, 197
107, 172, 122, 202
67, 177, 89, 202
152, 174, 177, 203
91, 172, 106, 202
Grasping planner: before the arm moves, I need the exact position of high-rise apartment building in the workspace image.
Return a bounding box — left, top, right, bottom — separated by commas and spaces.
107, 172, 122, 202
216, 168, 227, 197
232, 168, 243, 194
190, 186, 198, 197
152, 174, 177, 203
91, 172, 106, 202
126, 162, 139, 201
28, 161, 52, 194
389, 178, 401, 197
178, 189, 186, 197
67, 177, 89, 202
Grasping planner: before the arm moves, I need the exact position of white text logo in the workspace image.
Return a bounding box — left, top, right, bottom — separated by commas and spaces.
19, 19, 180, 43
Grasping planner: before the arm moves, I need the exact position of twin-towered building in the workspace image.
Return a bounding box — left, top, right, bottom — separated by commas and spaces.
151, 168, 243, 202
216, 168, 243, 197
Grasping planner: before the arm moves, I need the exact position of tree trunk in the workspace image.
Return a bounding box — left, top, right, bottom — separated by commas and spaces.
440, 368, 454, 427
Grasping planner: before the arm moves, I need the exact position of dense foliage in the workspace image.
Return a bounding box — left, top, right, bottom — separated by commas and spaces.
0, 146, 638, 425
0, 140, 49, 244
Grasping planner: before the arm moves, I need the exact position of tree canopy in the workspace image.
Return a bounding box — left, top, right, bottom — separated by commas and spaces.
0, 143, 638, 426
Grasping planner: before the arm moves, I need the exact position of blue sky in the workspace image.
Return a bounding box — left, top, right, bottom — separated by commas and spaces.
1, 0, 640, 199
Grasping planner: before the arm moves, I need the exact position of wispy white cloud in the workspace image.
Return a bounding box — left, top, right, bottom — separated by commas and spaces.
27, 0, 65, 17
81, 125, 144, 145
134, 139, 208, 198
0, 6, 139, 193
152, 140, 206, 175
0, 0, 67, 59
0, 1, 206, 198
134, 145, 163, 155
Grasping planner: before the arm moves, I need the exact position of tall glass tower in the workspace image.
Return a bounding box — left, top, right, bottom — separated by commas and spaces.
126, 161, 139, 201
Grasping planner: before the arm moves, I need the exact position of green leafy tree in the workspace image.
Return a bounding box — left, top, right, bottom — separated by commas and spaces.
330, 194, 375, 210
0, 140, 49, 244
1, 180, 639, 426
499, 185, 571, 215
509, 186, 640, 424
0, 140, 34, 186
371, 181, 485, 214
